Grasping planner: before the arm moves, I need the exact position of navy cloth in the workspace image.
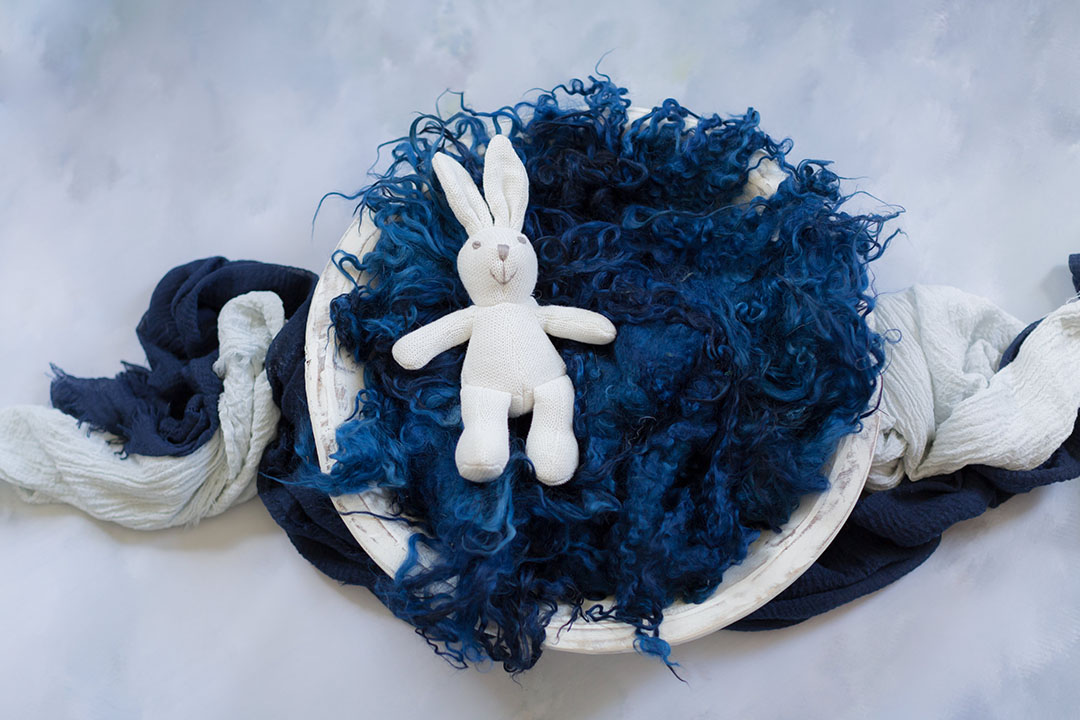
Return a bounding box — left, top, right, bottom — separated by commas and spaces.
51, 257, 317, 457
255, 286, 385, 590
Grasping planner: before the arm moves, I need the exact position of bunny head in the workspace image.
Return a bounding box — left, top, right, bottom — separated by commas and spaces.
433, 135, 537, 307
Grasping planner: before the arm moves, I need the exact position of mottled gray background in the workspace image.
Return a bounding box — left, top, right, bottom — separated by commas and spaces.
2, 2, 1079, 718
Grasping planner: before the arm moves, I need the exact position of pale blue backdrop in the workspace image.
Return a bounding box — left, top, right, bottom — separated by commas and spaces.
1, 2, 1079, 718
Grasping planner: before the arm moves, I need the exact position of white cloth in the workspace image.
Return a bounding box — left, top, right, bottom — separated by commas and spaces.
0, 291, 284, 529
867, 285, 1080, 490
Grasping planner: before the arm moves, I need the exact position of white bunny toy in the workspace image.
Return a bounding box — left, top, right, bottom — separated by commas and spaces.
391, 135, 616, 486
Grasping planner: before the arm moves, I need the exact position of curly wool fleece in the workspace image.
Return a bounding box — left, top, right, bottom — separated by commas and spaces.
301, 77, 894, 672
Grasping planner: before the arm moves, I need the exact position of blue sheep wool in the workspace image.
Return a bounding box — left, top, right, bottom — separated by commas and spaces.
296, 77, 895, 673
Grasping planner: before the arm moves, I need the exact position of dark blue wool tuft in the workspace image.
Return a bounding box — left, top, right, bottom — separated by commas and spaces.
295, 76, 895, 673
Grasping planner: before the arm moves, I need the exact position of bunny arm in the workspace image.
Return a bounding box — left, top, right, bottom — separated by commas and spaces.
392, 307, 476, 370
536, 305, 617, 345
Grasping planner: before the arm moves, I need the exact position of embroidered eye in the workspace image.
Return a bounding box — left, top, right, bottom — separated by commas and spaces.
472, 241, 481, 249
517, 235, 527, 244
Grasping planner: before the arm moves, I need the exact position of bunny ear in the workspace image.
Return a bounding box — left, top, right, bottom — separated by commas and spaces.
482, 135, 529, 232
432, 152, 493, 237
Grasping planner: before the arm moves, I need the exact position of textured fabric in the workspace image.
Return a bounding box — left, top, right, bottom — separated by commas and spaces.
867, 285, 1080, 491
395, 135, 616, 484
0, 292, 284, 529
50, 257, 317, 457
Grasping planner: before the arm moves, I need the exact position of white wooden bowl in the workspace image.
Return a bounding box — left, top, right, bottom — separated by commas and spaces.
306, 214, 879, 656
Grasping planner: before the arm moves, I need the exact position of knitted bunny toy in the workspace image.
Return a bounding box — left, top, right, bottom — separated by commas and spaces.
391, 135, 616, 485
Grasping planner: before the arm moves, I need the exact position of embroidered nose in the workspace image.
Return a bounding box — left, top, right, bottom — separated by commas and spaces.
497, 244, 509, 261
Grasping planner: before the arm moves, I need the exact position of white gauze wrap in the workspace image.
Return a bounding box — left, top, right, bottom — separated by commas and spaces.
868, 285, 1080, 491
0, 291, 284, 529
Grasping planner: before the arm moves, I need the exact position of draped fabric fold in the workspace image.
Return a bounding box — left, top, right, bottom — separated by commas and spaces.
867, 285, 1080, 490
49, 258, 317, 458
254, 284, 386, 589
0, 291, 285, 529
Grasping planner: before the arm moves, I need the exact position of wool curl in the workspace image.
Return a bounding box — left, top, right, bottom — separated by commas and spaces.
297, 75, 895, 674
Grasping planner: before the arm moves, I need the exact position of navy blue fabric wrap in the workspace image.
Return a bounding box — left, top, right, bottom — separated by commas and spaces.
82, 253, 1073, 645
50, 257, 316, 456
75, 254, 1074, 641
255, 286, 385, 590
729, 252, 1080, 629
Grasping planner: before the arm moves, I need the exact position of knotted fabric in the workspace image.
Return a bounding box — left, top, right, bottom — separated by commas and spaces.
50, 258, 315, 457
0, 292, 284, 529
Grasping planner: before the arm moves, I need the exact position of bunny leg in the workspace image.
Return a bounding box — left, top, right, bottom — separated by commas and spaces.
456, 384, 512, 482
526, 375, 578, 486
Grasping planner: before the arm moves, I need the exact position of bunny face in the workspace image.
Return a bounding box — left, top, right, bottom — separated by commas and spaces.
457, 227, 538, 306
433, 135, 537, 306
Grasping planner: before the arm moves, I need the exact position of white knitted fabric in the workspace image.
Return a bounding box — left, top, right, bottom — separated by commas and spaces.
393, 135, 616, 485
0, 291, 284, 529
867, 285, 1080, 491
